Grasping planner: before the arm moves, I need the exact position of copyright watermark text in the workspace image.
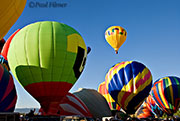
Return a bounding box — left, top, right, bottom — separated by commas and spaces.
29, 1, 68, 8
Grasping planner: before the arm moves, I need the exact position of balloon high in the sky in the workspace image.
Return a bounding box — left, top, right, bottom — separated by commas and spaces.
0, 0, 26, 40
105, 26, 127, 54
7, 21, 88, 114
98, 81, 121, 111
0, 64, 17, 112
151, 76, 180, 115
105, 61, 152, 114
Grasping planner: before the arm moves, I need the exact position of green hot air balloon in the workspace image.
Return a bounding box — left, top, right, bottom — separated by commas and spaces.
7, 21, 87, 114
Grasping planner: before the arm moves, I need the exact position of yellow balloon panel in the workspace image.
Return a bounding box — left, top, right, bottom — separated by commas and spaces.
105, 26, 127, 54
0, 0, 26, 40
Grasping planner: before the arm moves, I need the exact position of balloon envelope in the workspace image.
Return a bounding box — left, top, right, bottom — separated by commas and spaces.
7, 21, 87, 114
105, 26, 127, 54
73, 88, 112, 118
0, 64, 17, 112
151, 76, 180, 115
145, 94, 163, 117
98, 81, 121, 111
0, 0, 26, 40
105, 61, 152, 114
135, 103, 155, 119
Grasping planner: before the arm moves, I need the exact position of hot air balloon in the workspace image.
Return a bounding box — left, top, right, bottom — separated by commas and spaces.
0, 29, 21, 71
151, 76, 180, 116
98, 81, 121, 111
0, 64, 17, 112
105, 26, 127, 54
135, 103, 155, 119
7, 21, 87, 115
73, 88, 112, 118
105, 61, 152, 114
0, 0, 26, 40
145, 94, 163, 117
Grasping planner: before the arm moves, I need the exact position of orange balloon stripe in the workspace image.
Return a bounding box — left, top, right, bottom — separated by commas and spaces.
98, 82, 109, 95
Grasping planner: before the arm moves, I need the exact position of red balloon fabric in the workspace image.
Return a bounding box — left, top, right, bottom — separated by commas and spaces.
0, 64, 17, 112
38, 93, 92, 117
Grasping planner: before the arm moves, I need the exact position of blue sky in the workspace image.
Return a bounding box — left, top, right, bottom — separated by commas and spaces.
4, 0, 180, 108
